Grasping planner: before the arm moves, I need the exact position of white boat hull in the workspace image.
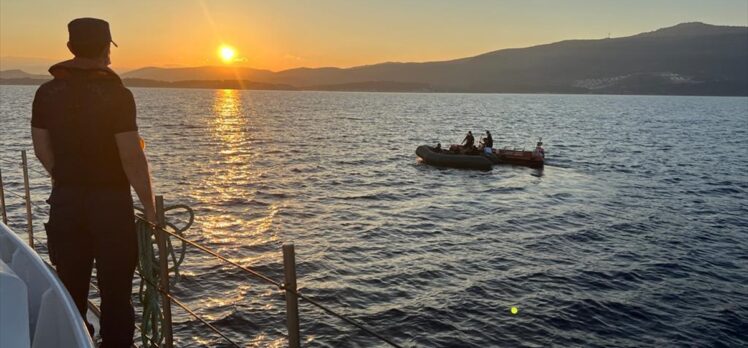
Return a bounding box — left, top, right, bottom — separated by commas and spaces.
0, 222, 95, 348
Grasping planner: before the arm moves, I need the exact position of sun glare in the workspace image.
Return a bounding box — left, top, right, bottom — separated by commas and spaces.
219, 45, 236, 63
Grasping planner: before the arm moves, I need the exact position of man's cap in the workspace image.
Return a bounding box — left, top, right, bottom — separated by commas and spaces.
68, 18, 117, 47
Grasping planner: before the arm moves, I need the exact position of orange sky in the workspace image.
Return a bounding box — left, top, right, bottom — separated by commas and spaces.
1, 0, 747, 73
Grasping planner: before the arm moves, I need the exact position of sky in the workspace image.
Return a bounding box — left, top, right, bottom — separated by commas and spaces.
1, 0, 747, 73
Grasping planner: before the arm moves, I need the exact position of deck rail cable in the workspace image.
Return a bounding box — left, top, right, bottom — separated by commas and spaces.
3, 188, 27, 201
26, 165, 50, 177
146, 218, 404, 348
0, 184, 161, 347
3, 188, 53, 222
3, 156, 404, 348
161, 287, 241, 347
132, 259, 241, 348
0, 185, 189, 348
0, 185, 164, 347
0, 159, 231, 347
0, 164, 168, 347
3, 189, 50, 215
33, 226, 218, 348
138, 216, 282, 288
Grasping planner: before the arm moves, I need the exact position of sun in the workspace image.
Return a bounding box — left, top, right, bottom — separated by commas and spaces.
219, 45, 236, 63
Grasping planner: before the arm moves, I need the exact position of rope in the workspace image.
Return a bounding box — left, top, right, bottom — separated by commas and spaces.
151, 224, 283, 288
135, 204, 193, 348
136, 219, 166, 347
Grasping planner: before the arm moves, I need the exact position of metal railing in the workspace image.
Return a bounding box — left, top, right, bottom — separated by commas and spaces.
0, 150, 404, 348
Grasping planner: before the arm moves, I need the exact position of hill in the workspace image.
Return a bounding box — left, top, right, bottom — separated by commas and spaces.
0, 69, 50, 80
3, 23, 746, 95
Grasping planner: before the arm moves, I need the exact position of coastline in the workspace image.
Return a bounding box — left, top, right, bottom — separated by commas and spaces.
2, 78, 746, 97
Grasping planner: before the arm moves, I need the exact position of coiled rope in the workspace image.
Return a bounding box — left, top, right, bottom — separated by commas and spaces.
135, 204, 193, 347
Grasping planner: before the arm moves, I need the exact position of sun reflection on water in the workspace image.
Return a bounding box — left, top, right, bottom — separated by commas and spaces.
180, 89, 293, 346
212, 89, 248, 157
198, 89, 280, 251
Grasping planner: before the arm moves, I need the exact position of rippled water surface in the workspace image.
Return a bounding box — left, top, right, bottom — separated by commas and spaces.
2, 86, 747, 347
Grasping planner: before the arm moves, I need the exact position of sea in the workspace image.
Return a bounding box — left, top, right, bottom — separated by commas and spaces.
1, 85, 747, 347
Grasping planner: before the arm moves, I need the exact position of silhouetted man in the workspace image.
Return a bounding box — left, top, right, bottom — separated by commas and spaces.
31, 18, 156, 347
483, 131, 493, 148
462, 131, 475, 148
482, 130, 493, 154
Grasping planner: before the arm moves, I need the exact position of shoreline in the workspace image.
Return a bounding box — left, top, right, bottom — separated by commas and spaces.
2, 79, 747, 97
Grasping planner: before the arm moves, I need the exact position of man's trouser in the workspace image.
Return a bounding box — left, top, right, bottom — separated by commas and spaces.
45, 186, 137, 348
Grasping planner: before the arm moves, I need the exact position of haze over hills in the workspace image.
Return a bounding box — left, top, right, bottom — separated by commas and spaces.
3, 22, 747, 95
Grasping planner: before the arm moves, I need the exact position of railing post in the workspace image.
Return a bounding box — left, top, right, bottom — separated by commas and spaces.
21, 150, 33, 248
0, 166, 7, 224
155, 195, 174, 348
283, 244, 301, 348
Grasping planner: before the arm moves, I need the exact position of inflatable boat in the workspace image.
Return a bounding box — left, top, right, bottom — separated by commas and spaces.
416, 145, 494, 170
494, 148, 544, 168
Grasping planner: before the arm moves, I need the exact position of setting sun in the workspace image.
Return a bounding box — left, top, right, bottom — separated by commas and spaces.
219, 45, 236, 63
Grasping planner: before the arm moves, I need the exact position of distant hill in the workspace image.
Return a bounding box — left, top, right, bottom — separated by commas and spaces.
305, 81, 432, 92
0, 74, 295, 91
122, 78, 295, 90
3, 23, 747, 95
0, 56, 59, 75
120, 66, 276, 83
0, 69, 49, 80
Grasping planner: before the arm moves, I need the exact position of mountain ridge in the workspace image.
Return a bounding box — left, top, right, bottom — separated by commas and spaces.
3, 22, 747, 96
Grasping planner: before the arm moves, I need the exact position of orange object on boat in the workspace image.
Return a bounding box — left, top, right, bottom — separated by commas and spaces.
493, 147, 545, 168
